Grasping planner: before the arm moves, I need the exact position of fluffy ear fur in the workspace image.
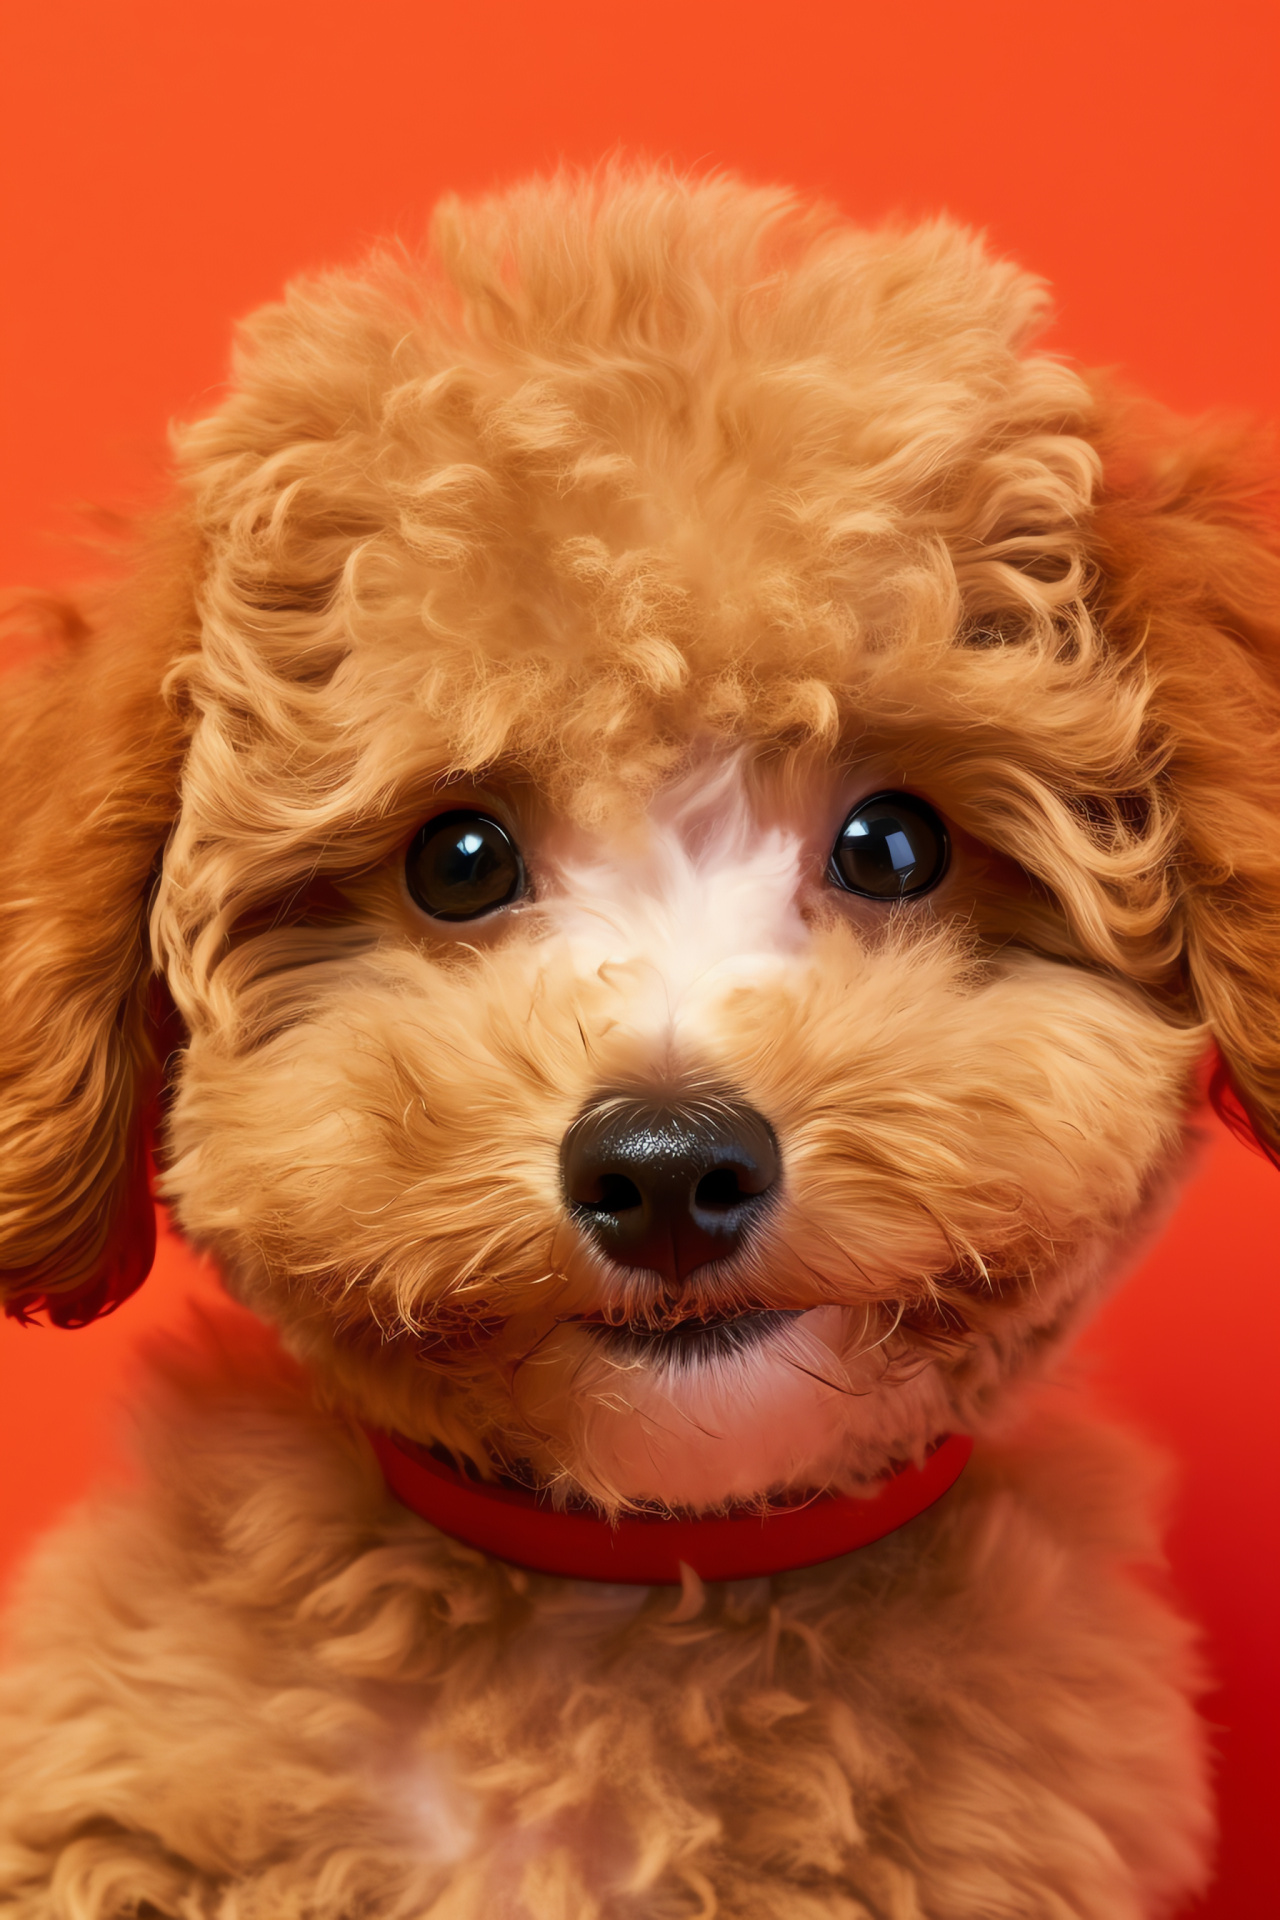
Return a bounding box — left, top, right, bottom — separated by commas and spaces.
0, 522, 197, 1325
1088, 393, 1280, 1159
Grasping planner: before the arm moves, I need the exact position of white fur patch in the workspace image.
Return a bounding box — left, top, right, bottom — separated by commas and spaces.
544, 757, 807, 1056
569, 1306, 954, 1508
396, 1750, 479, 1866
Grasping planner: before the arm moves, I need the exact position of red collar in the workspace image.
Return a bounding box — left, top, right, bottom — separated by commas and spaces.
366, 1428, 973, 1584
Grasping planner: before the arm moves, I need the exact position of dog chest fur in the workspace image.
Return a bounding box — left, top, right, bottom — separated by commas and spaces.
0, 1346, 1208, 1919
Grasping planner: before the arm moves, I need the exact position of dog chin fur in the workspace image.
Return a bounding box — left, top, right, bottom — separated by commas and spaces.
4, 161, 1278, 1915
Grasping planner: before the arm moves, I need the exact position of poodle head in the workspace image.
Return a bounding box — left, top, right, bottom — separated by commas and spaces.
4, 169, 1278, 1513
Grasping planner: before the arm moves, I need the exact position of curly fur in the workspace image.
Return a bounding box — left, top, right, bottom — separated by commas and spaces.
2, 162, 1278, 1915
0, 1321, 1209, 1920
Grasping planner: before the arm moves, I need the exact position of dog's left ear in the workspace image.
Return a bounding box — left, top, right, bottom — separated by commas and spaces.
0, 524, 198, 1325
1088, 392, 1280, 1161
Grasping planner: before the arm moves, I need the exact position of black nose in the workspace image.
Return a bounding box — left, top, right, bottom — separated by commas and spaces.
561, 1096, 780, 1283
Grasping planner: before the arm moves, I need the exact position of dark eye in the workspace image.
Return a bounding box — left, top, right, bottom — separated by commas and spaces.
828, 792, 949, 900
406, 811, 525, 921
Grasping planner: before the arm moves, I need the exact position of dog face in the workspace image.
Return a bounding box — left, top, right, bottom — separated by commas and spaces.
4, 172, 1278, 1513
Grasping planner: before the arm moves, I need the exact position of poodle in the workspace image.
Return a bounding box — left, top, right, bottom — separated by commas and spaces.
2, 166, 1277, 1919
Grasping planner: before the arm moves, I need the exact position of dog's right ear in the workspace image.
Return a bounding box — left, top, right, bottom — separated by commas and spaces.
0, 523, 198, 1326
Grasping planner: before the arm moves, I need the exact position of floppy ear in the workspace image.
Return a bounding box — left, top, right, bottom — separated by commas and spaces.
1088, 394, 1280, 1161
0, 525, 198, 1325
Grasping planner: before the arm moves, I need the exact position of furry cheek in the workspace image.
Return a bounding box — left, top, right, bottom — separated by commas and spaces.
158, 939, 583, 1334
691, 922, 1205, 1293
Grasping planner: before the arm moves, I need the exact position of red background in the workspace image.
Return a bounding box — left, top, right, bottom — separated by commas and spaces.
1, 4, 1275, 1909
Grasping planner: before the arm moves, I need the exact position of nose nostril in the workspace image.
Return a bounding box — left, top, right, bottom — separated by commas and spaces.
578, 1173, 644, 1214
694, 1166, 750, 1211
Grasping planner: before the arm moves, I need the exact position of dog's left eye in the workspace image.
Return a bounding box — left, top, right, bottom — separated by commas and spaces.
406, 811, 525, 921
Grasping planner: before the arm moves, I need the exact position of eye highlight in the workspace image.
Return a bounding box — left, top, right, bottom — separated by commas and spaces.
406, 811, 525, 921
828, 792, 949, 900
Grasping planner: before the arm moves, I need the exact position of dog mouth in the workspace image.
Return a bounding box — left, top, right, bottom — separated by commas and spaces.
582, 1306, 805, 1364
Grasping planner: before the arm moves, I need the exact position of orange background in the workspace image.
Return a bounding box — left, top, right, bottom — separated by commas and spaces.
1, 3, 1276, 1910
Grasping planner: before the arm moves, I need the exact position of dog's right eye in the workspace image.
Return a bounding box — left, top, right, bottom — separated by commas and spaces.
828, 791, 949, 900
405, 811, 525, 921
